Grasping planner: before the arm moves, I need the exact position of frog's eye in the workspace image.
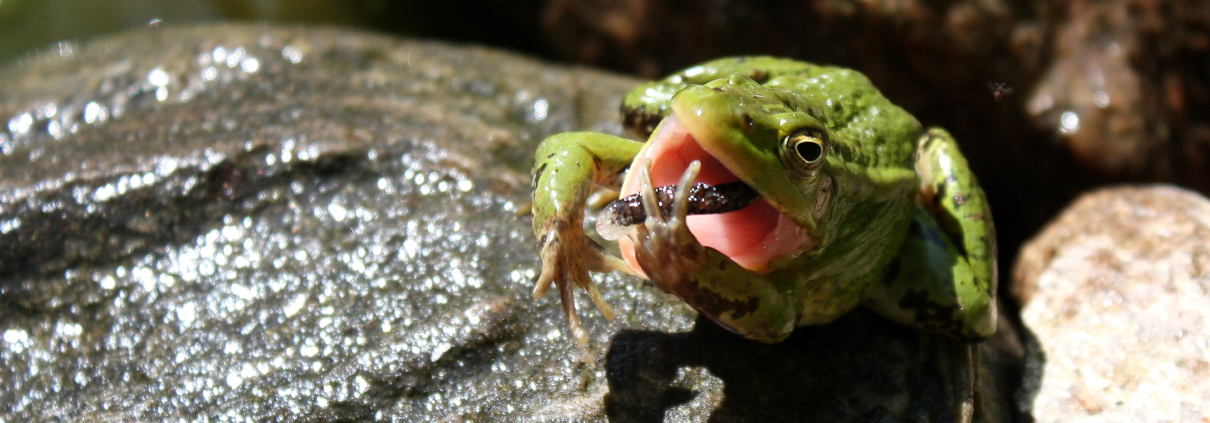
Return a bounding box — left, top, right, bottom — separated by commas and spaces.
785, 128, 826, 168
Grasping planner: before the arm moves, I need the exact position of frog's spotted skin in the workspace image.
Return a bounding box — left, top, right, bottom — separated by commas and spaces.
530, 57, 997, 344
865, 128, 998, 339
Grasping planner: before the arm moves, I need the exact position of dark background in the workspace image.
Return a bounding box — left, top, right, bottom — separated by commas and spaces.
0, 1, 547, 67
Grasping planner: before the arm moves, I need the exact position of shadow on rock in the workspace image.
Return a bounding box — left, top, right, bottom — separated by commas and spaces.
605, 311, 976, 422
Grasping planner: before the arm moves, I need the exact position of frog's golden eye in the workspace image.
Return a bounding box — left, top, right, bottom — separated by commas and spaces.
785, 128, 826, 167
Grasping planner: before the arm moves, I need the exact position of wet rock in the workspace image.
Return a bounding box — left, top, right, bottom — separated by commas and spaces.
1013, 186, 1210, 420
0, 24, 1021, 421
1025, 0, 1210, 192
1024, 0, 1149, 177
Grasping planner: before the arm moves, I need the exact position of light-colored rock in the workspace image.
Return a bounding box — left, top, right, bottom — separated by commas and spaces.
1014, 185, 1210, 421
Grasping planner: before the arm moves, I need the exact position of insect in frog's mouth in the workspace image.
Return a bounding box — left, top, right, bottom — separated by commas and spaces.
607, 114, 812, 276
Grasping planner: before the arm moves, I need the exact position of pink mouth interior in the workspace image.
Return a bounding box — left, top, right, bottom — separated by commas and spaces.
618, 116, 808, 277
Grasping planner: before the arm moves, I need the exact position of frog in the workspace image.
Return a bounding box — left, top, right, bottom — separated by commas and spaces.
530, 56, 997, 346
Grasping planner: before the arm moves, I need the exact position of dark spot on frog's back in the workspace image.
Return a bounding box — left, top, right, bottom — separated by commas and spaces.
807, 107, 824, 121
712, 87, 724, 93
921, 134, 939, 149
951, 194, 966, 207
531, 163, 548, 195
830, 141, 856, 164
750, 69, 768, 83
741, 113, 754, 132
622, 108, 662, 138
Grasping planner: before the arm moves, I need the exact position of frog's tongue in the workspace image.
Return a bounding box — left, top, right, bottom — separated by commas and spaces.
618, 115, 809, 276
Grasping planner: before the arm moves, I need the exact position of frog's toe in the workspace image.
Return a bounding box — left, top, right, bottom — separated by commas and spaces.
672, 161, 702, 218
630, 161, 708, 290
576, 270, 615, 321
558, 276, 590, 346
631, 220, 696, 294
599, 253, 638, 276
533, 233, 561, 299
535, 225, 626, 344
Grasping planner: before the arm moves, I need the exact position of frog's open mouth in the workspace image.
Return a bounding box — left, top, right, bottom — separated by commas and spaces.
608, 115, 811, 276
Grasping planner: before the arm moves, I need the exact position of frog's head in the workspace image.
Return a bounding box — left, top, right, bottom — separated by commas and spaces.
619, 70, 921, 275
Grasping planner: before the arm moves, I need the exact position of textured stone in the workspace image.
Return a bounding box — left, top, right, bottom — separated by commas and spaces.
1014, 186, 1210, 421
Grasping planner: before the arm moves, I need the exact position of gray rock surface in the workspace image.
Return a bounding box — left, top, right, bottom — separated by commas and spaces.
0, 24, 1021, 421
1013, 186, 1210, 421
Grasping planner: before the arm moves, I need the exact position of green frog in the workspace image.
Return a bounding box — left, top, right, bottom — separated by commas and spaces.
530, 57, 997, 345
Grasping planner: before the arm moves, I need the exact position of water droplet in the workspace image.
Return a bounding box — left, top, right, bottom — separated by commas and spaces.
328, 203, 348, 222
1060, 111, 1080, 134
0, 218, 21, 234
241, 57, 260, 73
201, 66, 217, 81
177, 303, 197, 326
212, 46, 228, 63
1027, 94, 1054, 116
430, 342, 452, 362
147, 68, 171, 86
531, 99, 548, 122
58, 323, 83, 337
83, 102, 108, 124
282, 46, 303, 63
47, 120, 64, 139
284, 294, 308, 317
226, 372, 244, 388
7, 113, 33, 134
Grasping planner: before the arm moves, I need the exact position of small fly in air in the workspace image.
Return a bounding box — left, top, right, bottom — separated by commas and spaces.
990, 83, 1013, 102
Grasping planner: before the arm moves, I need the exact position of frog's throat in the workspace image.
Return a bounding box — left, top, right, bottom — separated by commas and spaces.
617, 115, 813, 276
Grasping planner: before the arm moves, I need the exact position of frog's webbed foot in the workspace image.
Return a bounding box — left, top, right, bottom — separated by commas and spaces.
534, 221, 634, 346
628, 160, 709, 294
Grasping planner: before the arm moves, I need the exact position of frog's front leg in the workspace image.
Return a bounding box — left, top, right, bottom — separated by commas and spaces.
531, 132, 644, 345
865, 128, 998, 341
628, 160, 798, 343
